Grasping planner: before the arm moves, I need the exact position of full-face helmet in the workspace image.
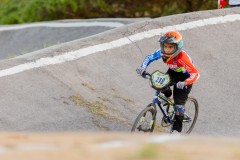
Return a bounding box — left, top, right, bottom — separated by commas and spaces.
159, 31, 183, 63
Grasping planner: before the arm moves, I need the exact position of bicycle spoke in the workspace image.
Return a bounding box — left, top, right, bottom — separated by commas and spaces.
134, 110, 154, 132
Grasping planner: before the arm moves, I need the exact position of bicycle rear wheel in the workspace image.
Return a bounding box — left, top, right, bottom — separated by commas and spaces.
181, 97, 199, 134
131, 104, 156, 133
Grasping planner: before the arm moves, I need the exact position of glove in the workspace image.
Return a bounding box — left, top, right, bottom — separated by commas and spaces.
136, 66, 146, 75
176, 82, 186, 89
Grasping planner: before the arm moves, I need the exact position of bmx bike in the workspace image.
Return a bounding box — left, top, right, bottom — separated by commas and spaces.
131, 70, 198, 134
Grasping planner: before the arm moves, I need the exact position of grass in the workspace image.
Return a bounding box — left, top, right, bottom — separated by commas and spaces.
93, 119, 108, 131
69, 93, 131, 129
43, 41, 61, 48
6, 50, 28, 59
126, 144, 162, 160
113, 94, 134, 103
137, 144, 159, 158
125, 144, 188, 160
81, 82, 96, 91
20, 50, 28, 55
98, 97, 111, 103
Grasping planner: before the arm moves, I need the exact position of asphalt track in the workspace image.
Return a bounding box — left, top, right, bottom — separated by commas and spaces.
0, 18, 147, 59
0, 8, 239, 137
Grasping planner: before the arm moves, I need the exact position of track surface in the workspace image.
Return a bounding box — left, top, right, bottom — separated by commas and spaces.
0, 8, 239, 137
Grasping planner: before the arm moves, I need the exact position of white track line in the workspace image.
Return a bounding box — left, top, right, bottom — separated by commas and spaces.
0, 14, 240, 78
0, 22, 125, 31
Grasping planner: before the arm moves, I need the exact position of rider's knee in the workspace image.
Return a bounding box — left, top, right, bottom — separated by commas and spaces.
161, 87, 172, 98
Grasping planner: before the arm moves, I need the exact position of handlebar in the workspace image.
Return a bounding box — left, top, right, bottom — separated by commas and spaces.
141, 71, 176, 89
141, 71, 151, 79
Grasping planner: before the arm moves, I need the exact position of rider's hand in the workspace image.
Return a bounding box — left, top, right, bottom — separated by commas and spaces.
176, 82, 186, 89
136, 66, 146, 76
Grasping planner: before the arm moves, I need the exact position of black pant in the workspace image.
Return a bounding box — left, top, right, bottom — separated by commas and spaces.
162, 69, 193, 105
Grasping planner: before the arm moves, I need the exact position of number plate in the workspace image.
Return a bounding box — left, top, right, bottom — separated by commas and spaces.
151, 70, 170, 89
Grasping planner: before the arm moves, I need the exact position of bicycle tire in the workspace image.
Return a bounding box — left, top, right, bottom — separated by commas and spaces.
182, 97, 199, 134
131, 104, 156, 132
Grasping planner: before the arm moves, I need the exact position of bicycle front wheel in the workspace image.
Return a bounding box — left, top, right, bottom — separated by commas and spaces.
131, 104, 156, 133
182, 97, 199, 134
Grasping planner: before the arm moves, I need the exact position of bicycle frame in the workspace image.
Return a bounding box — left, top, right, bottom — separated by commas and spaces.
151, 90, 175, 123
132, 71, 198, 133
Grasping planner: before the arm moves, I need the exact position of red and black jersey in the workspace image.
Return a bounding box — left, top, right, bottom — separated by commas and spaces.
141, 50, 200, 85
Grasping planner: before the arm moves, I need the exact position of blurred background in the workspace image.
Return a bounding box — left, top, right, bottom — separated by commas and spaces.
0, 0, 217, 24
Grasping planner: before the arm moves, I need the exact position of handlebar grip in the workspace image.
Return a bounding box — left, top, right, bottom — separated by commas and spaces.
141, 71, 151, 79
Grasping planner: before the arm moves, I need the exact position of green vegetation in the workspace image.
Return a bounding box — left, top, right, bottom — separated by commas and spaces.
137, 144, 159, 159
127, 144, 161, 160
0, 0, 217, 24
43, 41, 61, 48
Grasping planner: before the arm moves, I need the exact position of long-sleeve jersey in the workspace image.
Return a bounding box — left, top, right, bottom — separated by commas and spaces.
141, 49, 200, 85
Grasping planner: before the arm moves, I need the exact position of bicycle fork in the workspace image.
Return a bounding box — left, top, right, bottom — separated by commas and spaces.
146, 103, 157, 132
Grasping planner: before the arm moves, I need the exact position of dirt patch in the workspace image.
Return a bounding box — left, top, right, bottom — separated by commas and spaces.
69, 93, 132, 130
